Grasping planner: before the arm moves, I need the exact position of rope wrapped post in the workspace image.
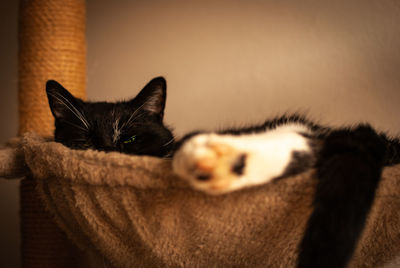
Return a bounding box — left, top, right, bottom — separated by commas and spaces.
18, 0, 86, 266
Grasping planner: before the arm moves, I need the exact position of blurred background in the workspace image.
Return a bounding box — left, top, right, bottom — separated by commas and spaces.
1, 0, 400, 266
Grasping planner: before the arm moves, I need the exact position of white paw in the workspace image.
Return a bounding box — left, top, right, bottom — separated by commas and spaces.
173, 124, 312, 195
173, 134, 247, 194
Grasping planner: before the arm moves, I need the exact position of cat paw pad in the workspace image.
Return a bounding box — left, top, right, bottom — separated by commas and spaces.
173, 134, 247, 194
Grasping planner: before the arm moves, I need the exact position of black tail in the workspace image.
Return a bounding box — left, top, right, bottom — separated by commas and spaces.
297, 125, 386, 268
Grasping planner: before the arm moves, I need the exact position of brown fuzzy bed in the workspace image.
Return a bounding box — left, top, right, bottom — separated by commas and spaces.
1, 132, 400, 267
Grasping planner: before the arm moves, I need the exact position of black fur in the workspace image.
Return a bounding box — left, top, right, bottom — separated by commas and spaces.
219, 114, 328, 136
297, 125, 388, 268
176, 115, 400, 267
46, 77, 174, 157
46, 75, 400, 266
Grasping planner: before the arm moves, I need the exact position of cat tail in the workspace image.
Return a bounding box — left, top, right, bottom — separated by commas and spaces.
296, 125, 386, 268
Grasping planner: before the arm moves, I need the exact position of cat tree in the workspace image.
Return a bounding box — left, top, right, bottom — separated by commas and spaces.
1, 0, 400, 266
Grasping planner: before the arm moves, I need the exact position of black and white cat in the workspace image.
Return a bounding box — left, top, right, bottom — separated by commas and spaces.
46, 76, 399, 267
172, 114, 400, 268
46, 77, 174, 157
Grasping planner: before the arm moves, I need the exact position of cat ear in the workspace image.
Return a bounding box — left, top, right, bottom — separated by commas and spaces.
133, 77, 167, 119
46, 80, 85, 121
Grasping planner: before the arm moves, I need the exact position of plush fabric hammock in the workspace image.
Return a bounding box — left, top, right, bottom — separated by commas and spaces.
2, 133, 400, 267
2, 0, 400, 267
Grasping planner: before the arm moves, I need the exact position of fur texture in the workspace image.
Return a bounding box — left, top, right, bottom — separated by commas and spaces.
46, 77, 174, 157
173, 115, 400, 268
3, 132, 399, 267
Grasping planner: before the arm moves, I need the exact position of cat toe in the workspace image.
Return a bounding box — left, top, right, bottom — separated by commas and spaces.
173, 134, 246, 194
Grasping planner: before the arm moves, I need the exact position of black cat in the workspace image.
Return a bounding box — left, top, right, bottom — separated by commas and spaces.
46, 77, 174, 157
172, 114, 400, 267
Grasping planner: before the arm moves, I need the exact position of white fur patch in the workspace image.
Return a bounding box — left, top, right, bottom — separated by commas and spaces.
173, 123, 312, 194
112, 119, 121, 143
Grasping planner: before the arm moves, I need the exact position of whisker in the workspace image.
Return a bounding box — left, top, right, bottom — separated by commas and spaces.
126, 112, 146, 128
113, 118, 121, 143
161, 153, 173, 159
53, 92, 87, 125
48, 92, 86, 127
57, 92, 91, 129
122, 102, 146, 129
62, 119, 88, 132
49, 92, 90, 129
162, 138, 174, 147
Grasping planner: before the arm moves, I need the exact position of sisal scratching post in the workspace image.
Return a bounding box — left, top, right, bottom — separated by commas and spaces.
18, 0, 86, 266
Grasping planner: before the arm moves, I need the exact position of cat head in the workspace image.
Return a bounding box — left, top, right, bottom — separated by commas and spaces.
46, 77, 174, 157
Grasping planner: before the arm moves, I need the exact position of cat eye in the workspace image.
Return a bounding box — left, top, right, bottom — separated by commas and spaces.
124, 135, 136, 144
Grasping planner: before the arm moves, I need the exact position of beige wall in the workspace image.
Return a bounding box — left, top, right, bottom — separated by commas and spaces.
2, 0, 400, 266
86, 0, 400, 135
